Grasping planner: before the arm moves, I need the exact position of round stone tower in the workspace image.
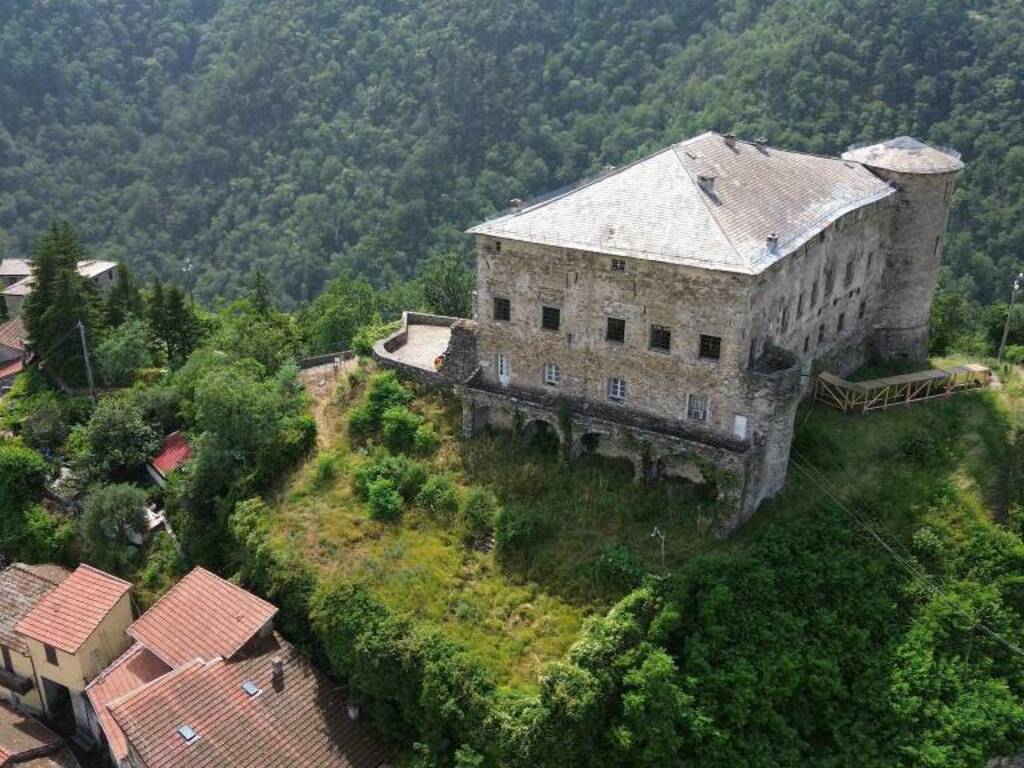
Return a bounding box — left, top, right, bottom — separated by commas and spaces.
842, 137, 964, 361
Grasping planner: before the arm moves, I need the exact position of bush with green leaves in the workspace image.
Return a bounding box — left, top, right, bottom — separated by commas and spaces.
590, 545, 646, 593
20, 394, 68, 452
494, 503, 549, 559
0, 442, 49, 512
457, 488, 498, 547
416, 473, 460, 520
354, 449, 427, 503
79, 394, 161, 478
81, 482, 148, 572
96, 318, 157, 387
413, 423, 440, 454
366, 476, 404, 521
381, 405, 423, 451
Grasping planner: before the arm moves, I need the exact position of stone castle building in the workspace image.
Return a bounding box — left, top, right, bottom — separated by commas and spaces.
378, 132, 963, 530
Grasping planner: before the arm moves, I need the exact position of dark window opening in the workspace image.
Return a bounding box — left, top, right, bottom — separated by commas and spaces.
818, 324, 826, 343
611, 258, 626, 272
649, 325, 671, 352
494, 240, 502, 253
844, 260, 854, 286
811, 280, 819, 306
803, 336, 809, 353
859, 300, 866, 319
837, 313, 845, 332
824, 266, 835, 295
45, 644, 58, 667
2, 646, 12, 673
699, 335, 722, 360
606, 317, 625, 343
797, 293, 805, 318
541, 306, 561, 331
780, 305, 790, 334
493, 297, 511, 322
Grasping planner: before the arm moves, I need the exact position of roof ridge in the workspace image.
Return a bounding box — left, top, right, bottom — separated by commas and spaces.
106, 657, 211, 715
669, 143, 745, 264
86, 643, 153, 692
75, 563, 133, 591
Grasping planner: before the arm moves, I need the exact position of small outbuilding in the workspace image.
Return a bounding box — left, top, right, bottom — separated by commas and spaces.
147, 432, 191, 488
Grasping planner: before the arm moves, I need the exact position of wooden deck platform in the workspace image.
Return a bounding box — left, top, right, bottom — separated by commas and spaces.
814, 363, 992, 413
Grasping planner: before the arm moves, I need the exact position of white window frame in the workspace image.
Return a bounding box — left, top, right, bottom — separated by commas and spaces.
687, 393, 709, 422
497, 353, 511, 385
607, 377, 627, 402
611, 258, 627, 272
543, 362, 561, 386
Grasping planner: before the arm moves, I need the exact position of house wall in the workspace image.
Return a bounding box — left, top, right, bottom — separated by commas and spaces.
24, 593, 133, 718
4, 294, 25, 319
748, 197, 895, 380
0, 646, 45, 713
474, 238, 756, 442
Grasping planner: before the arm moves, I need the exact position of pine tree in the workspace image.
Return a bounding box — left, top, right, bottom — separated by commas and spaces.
146, 278, 167, 342
249, 268, 275, 316
105, 264, 144, 327
22, 222, 102, 386
161, 284, 198, 364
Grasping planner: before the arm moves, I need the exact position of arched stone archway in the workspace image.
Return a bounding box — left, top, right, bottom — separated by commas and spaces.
523, 418, 562, 453
656, 453, 719, 500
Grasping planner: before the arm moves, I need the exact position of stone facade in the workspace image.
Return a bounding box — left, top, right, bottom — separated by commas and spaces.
451, 133, 962, 530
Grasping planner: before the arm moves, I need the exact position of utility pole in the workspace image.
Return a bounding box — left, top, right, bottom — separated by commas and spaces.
998, 271, 1023, 361
77, 320, 96, 402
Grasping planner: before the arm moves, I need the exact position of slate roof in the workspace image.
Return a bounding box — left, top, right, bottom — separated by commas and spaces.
86, 644, 171, 764
1, 260, 118, 297
0, 702, 80, 767
150, 432, 191, 478
0, 318, 27, 354
469, 131, 896, 275
15, 565, 132, 654
0, 259, 32, 280
127, 568, 278, 668
842, 136, 964, 175
109, 634, 392, 768
2, 277, 33, 298
0, 565, 70, 655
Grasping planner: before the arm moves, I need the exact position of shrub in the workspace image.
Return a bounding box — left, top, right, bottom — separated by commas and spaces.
1004, 345, 1024, 365
382, 405, 423, 451
354, 449, 426, 502
416, 473, 460, 520
591, 545, 646, 592
0, 443, 49, 512
899, 428, 943, 465
348, 402, 376, 436
311, 452, 340, 490
457, 488, 498, 546
21, 395, 67, 452
367, 476, 404, 521
494, 503, 548, 557
413, 423, 440, 454
353, 319, 401, 357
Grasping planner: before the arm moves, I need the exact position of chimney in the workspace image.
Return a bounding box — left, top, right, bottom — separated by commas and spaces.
766, 233, 779, 250
754, 137, 768, 148
509, 197, 523, 210
271, 657, 284, 680
723, 132, 737, 148
347, 701, 361, 722
697, 174, 716, 195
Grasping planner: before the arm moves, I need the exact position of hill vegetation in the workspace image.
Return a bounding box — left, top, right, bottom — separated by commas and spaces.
2, 0, 1023, 313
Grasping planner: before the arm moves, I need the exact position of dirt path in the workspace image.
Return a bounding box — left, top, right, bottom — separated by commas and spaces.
301, 357, 358, 448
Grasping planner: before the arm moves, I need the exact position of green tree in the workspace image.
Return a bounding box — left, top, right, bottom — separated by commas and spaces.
421, 252, 474, 318
79, 395, 161, 478
95, 318, 157, 386
81, 482, 148, 572
105, 264, 144, 327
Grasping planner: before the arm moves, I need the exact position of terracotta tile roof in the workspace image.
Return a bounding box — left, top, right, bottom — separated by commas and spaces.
469, 130, 896, 275
86, 645, 171, 764
15, 565, 132, 654
0, 318, 27, 353
0, 564, 69, 655
0, 702, 80, 767
150, 432, 191, 478
0, 360, 23, 383
110, 634, 392, 768
127, 568, 278, 668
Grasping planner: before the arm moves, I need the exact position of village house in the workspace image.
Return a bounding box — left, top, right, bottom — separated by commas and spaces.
0, 318, 29, 391
11, 566, 134, 739
85, 567, 390, 768
376, 132, 963, 530
1, 260, 119, 319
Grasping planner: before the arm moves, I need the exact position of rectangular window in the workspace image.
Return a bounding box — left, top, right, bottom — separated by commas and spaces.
837, 313, 845, 332
867, 252, 874, 271
607, 377, 627, 402
859, 300, 866, 319
45, 644, 58, 667
803, 336, 809, 353
649, 324, 671, 352
606, 317, 625, 343
811, 279, 819, 306
494, 240, 502, 253
844, 260, 854, 286
2, 646, 12, 673
493, 297, 511, 322
797, 292, 805, 318
543, 363, 561, 386
824, 266, 835, 296
687, 394, 709, 422
818, 324, 826, 343
541, 306, 561, 331
496, 353, 510, 383
699, 335, 722, 360
610, 258, 626, 272
780, 304, 790, 334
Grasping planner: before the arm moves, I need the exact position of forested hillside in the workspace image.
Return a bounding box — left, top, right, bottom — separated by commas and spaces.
1, 0, 1023, 306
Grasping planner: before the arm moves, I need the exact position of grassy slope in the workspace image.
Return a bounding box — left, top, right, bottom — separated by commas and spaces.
269, 356, 1019, 690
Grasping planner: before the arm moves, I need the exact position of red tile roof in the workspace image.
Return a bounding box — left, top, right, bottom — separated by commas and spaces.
109, 634, 392, 768
0, 701, 80, 767
0, 360, 23, 382
15, 565, 132, 654
0, 318, 26, 353
0, 565, 69, 655
150, 432, 191, 478
86, 644, 171, 764
127, 568, 278, 668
